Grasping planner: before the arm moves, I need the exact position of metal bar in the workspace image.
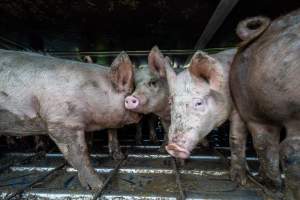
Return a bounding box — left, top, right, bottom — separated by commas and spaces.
46, 48, 232, 56
171, 158, 186, 200
92, 157, 126, 200
184, 0, 239, 65
193, 0, 240, 49
246, 174, 283, 200
0, 151, 46, 174
213, 149, 283, 200
4, 162, 66, 200
0, 35, 31, 50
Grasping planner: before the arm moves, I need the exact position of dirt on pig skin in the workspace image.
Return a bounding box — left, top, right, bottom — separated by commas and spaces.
144, 46, 236, 160
125, 47, 210, 152
231, 8, 300, 198
0, 49, 141, 190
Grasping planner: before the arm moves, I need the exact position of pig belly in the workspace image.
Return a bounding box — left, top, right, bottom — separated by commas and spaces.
0, 109, 47, 136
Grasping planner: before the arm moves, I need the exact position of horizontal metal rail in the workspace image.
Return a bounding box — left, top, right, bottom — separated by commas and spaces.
213, 148, 283, 200
4, 162, 66, 200
0, 151, 47, 174
45, 47, 235, 58
92, 157, 127, 200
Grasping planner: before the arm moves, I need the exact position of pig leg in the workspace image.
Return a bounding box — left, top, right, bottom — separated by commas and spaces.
247, 122, 281, 189
34, 136, 49, 151
148, 115, 158, 143
159, 120, 169, 153
135, 122, 143, 145
229, 109, 248, 185
108, 129, 124, 160
86, 133, 94, 151
48, 125, 103, 190
280, 122, 300, 200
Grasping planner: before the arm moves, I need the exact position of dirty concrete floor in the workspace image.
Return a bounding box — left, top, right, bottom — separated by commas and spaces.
0, 142, 264, 200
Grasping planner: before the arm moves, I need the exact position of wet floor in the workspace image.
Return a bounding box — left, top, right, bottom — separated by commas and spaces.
0, 142, 264, 200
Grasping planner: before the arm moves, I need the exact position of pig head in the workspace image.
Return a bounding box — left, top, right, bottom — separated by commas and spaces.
124, 51, 170, 121
153, 48, 237, 159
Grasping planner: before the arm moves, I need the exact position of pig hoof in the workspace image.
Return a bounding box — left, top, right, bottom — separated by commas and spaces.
78, 173, 104, 190
112, 151, 125, 160
258, 175, 282, 191
230, 167, 247, 185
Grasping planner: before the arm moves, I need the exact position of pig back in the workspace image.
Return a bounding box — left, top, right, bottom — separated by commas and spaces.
231, 9, 300, 123
0, 49, 119, 133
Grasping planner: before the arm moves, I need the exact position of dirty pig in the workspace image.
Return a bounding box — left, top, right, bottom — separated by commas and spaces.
0, 49, 141, 190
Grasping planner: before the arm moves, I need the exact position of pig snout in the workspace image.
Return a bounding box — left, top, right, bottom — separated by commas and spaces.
165, 143, 190, 159
125, 96, 140, 110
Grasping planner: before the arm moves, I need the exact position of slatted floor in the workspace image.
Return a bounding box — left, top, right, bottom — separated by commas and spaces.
0, 141, 265, 200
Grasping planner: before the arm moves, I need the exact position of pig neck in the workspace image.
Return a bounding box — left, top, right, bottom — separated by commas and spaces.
153, 98, 171, 124
211, 50, 236, 127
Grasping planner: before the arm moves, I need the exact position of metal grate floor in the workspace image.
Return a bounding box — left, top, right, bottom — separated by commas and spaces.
0, 143, 264, 200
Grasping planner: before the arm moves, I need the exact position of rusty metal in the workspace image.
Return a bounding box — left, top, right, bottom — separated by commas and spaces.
92, 157, 126, 200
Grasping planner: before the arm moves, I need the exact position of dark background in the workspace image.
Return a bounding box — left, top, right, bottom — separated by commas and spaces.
0, 0, 299, 52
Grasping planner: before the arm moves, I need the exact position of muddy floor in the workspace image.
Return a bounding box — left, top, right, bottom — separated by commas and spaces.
0, 138, 265, 200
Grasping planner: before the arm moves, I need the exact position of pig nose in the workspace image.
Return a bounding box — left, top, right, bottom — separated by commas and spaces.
165, 143, 190, 159
125, 96, 139, 109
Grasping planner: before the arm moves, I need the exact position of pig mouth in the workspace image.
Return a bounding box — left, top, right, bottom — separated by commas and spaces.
165, 143, 190, 159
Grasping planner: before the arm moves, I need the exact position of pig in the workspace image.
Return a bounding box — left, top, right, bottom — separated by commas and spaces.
0, 49, 141, 190
145, 46, 236, 159
230, 9, 300, 199
82, 55, 124, 160
124, 62, 170, 148
124, 49, 210, 151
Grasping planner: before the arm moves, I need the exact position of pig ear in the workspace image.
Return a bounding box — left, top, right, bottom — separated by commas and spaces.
148, 46, 166, 78
189, 51, 224, 91
164, 57, 177, 94
110, 52, 134, 93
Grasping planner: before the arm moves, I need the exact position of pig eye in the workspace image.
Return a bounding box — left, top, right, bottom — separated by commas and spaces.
192, 98, 205, 111
149, 80, 157, 87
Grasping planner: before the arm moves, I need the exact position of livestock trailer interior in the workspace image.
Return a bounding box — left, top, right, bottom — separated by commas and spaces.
0, 0, 299, 199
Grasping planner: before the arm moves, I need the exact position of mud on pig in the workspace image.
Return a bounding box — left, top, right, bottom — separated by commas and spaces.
0, 49, 141, 190
125, 46, 209, 151
231, 8, 300, 199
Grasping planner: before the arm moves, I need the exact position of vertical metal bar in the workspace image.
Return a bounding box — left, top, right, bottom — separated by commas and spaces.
171, 158, 185, 200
